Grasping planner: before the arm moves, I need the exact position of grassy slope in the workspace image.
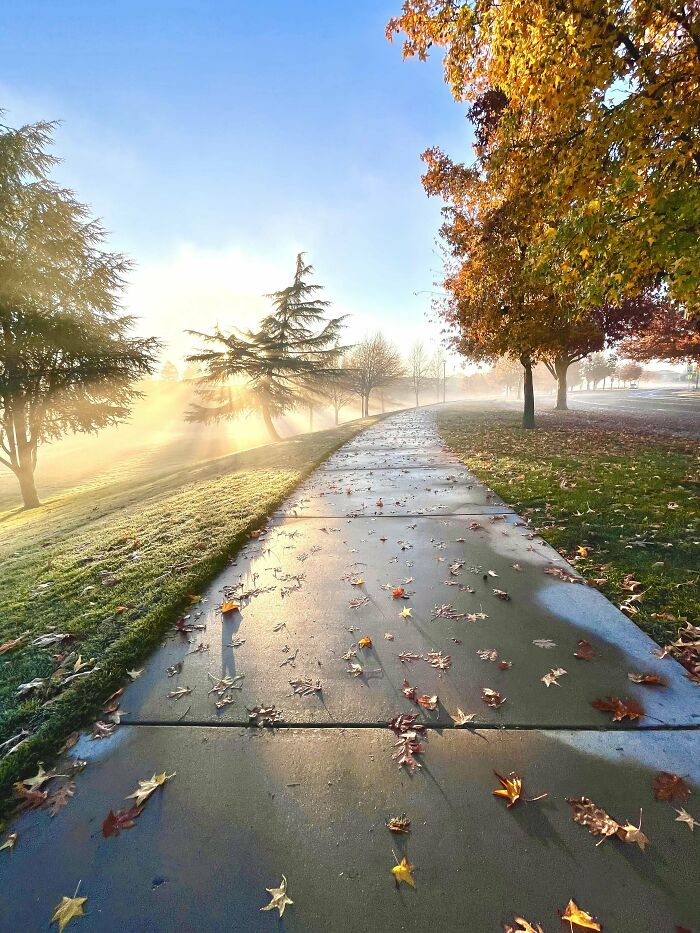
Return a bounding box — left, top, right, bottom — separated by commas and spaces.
0, 418, 378, 814
437, 405, 699, 647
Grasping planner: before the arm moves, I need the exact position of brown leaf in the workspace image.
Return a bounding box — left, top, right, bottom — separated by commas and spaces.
416, 694, 438, 710
401, 679, 417, 702
385, 813, 411, 833
48, 782, 75, 817
567, 796, 620, 842
504, 918, 544, 933
102, 806, 142, 837
653, 772, 691, 804
482, 687, 506, 708
574, 640, 595, 660
591, 696, 644, 721
627, 672, 666, 686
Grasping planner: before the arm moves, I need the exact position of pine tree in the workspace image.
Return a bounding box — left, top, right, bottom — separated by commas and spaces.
0, 119, 159, 509
186, 254, 347, 440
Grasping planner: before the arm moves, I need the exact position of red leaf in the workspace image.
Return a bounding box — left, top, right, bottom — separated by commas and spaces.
591, 696, 644, 722
653, 772, 691, 804
102, 806, 142, 838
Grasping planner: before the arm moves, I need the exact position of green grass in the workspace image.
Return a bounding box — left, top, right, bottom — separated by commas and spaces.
0, 417, 378, 816
437, 404, 700, 647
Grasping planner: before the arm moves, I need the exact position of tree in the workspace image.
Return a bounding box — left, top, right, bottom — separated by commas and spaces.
582, 352, 617, 390
0, 119, 159, 509
427, 346, 447, 403
347, 333, 404, 416
388, 1, 700, 316
321, 356, 356, 425
618, 362, 644, 386
489, 358, 522, 396
620, 306, 700, 366
407, 341, 430, 406
186, 254, 346, 441
160, 360, 179, 381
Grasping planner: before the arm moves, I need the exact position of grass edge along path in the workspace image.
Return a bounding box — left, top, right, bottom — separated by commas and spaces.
436, 404, 700, 651
0, 416, 380, 818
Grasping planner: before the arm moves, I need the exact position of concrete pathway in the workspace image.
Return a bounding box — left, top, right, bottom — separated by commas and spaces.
3, 410, 699, 932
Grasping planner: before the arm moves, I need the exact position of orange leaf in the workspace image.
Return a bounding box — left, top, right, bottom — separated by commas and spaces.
591, 696, 644, 721
221, 601, 240, 614
560, 898, 601, 930
392, 587, 405, 599
358, 636, 372, 649
493, 771, 522, 808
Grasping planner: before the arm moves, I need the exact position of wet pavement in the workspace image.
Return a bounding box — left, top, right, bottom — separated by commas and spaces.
2, 410, 699, 932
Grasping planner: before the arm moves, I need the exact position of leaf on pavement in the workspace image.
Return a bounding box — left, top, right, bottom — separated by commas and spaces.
260, 875, 294, 916
392, 587, 406, 599
675, 808, 699, 831
416, 694, 438, 710
385, 814, 411, 833
653, 772, 691, 803
568, 797, 649, 850
102, 806, 142, 838
402, 679, 417, 702
493, 772, 522, 808
541, 668, 567, 687
51, 891, 87, 933
533, 639, 557, 649
0, 833, 17, 853
627, 672, 666, 686
451, 708, 476, 726
574, 640, 595, 660
504, 917, 544, 933
125, 772, 175, 808
48, 782, 76, 817
391, 856, 416, 888
358, 636, 372, 649
559, 898, 601, 930
18, 763, 65, 793
482, 687, 506, 708
591, 696, 644, 721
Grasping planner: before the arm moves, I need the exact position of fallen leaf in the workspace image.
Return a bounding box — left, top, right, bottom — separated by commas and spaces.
617, 810, 650, 851
385, 814, 411, 833
402, 679, 417, 702
221, 600, 240, 613
504, 917, 544, 933
541, 668, 567, 687
51, 891, 88, 933
48, 782, 75, 817
392, 587, 406, 599
560, 898, 601, 930
167, 687, 193, 699
627, 672, 666, 686
574, 640, 595, 660
400, 607, 413, 619
0, 633, 28, 655
493, 588, 510, 600
125, 772, 175, 808
675, 808, 699, 831
450, 708, 476, 726
0, 833, 17, 853
127, 669, 143, 680
358, 636, 372, 649
653, 772, 691, 803
18, 764, 65, 793
260, 875, 294, 916
391, 856, 416, 888
533, 639, 557, 649
591, 696, 644, 721
482, 687, 506, 708
567, 797, 619, 842
416, 694, 438, 710
351, 578, 365, 586
493, 772, 522, 808
102, 806, 141, 837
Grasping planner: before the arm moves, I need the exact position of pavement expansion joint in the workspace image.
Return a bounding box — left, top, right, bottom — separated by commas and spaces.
124, 719, 700, 733
281, 510, 516, 520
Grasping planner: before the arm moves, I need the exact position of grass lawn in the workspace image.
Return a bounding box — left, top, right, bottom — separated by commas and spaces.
0, 417, 378, 816
437, 404, 700, 649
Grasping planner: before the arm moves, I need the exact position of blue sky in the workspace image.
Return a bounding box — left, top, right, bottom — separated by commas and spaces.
1, 1, 471, 364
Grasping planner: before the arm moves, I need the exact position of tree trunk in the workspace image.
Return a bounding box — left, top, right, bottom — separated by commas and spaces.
415, 390, 419, 407
308, 404, 313, 432
261, 404, 281, 441
16, 458, 41, 510
554, 355, 569, 411
334, 405, 339, 426
520, 355, 535, 429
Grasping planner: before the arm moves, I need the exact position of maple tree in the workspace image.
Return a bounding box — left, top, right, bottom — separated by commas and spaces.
620, 304, 700, 366
387, 0, 700, 316
187, 253, 347, 441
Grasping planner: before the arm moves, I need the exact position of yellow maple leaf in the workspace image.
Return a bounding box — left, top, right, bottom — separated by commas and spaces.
400, 607, 412, 619
391, 856, 416, 888
492, 771, 522, 807
51, 892, 87, 932
560, 898, 601, 930
221, 600, 240, 613
125, 771, 175, 808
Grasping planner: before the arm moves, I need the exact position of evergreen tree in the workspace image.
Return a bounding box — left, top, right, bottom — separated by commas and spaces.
0, 119, 159, 509
186, 254, 347, 440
